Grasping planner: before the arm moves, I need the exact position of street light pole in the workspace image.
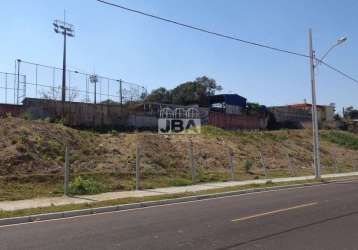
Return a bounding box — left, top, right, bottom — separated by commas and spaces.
309, 29, 321, 179
308, 29, 347, 179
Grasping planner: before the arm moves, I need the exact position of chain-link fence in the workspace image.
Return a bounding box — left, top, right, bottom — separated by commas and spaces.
0, 72, 26, 105
1, 59, 147, 105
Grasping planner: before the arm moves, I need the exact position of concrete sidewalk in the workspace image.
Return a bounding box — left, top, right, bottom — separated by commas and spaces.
1, 172, 358, 212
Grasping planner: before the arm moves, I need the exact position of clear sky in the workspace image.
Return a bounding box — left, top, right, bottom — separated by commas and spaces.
1, 0, 357, 112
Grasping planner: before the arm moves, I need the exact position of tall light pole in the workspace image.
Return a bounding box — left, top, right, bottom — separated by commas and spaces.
90, 74, 99, 104
53, 18, 75, 105
308, 29, 347, 179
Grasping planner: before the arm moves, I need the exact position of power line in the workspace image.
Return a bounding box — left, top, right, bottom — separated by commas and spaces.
319, 60, 358, 84
97, 0, 308, 58
97, 0, 358, 85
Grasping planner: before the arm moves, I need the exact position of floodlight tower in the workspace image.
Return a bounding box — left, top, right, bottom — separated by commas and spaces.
53, 18, 75, 103
90, 74, 99, 104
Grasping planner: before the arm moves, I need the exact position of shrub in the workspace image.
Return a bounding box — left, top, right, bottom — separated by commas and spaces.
69, 176, 105, 195
17, 133, 29, 144
19, 112, 32, 120
111, 129, 119, 136
5, 112, 12, 119
244, 160, 253, 173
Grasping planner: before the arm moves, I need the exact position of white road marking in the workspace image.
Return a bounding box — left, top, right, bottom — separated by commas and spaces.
231, 202, 318, 222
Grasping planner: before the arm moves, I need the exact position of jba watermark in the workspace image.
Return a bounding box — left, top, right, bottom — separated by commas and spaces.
158, 107, 201, 134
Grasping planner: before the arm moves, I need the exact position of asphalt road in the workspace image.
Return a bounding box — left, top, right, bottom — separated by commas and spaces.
2, 180, 358, 250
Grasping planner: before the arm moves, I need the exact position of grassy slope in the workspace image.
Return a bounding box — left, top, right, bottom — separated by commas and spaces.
1, 117, 358, 201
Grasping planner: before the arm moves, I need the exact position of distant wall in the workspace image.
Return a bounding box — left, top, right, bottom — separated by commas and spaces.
208, 112, 267, 130
269, 106, 311, 123
4, 98, 268, 130
22, 98, 131, 128
0, 104, 23, 117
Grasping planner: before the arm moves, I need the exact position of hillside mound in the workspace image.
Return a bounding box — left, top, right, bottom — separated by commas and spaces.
1, 117, 358, 176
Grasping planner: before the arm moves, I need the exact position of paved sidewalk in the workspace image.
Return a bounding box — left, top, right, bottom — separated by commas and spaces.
1, 172, 358, 211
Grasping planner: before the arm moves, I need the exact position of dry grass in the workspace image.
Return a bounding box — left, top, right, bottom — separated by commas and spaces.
1, 117, 358, 200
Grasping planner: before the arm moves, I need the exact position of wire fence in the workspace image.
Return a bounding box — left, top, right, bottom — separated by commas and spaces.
0, 60, 147, 105
1, 134, 357, 199
0, 72, 26, 105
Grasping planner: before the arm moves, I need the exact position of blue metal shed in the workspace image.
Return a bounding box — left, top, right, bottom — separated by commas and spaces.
209, 94, 247, 108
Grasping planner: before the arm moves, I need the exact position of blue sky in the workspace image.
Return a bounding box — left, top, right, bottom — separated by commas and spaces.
1, 0, 357, 112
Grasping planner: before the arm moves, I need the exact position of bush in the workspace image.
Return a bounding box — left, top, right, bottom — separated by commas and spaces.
17, 133, 29, 144
5, 112, 12, 119
19, 112, 32, 120
69, 176, 105, 195
111, 129, 119, 136
244, 160, 253, 173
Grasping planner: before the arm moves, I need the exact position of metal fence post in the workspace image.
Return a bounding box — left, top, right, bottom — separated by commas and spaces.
287, 151, 296, 177
228, 147, 235, 181
188, 139, 196, 183
119, 79, 123, 106
259, 152, 268, 179
64, 144, 70, 196
136, 143, 141, 190
333, 150, 339, 173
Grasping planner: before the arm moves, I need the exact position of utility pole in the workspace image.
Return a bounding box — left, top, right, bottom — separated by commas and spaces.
309, 29, 321, 179
53, 13, 75, 116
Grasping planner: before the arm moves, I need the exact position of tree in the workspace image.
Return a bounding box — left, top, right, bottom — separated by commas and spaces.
145, 76, 222, 106
100, 99, 120, 105
172, 76, 222, 106
145, 87, 172, 104
344, 106, 358, 120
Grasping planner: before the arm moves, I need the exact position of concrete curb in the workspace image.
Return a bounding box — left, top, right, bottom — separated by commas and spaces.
0, 180, 336, 227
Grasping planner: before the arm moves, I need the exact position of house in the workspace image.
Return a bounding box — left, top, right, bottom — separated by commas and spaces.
288, 103, 335, 122
269, 102, 335, 125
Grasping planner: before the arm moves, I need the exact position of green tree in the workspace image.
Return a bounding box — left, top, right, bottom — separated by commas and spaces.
344, 106, 358, 120
145, 76, 222, 106
145, 87, 172, 103
171, 76, 222, 106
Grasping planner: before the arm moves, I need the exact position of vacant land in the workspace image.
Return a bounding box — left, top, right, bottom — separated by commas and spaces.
1, 116, 358, 200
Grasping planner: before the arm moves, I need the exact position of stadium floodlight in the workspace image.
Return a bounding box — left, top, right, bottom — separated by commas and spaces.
52, 19, 75, 104
90, 74, 99, 104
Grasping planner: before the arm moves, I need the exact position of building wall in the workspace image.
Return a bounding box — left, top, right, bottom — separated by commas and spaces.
208, 112, 267, 130
0, 104, 23, 117
287, 103, 335, 122
22, 98, 129, 128
19, 99, 208, 130
269, 106, 311, 123
324, 106, 335, 122
4, 98, 268, 131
